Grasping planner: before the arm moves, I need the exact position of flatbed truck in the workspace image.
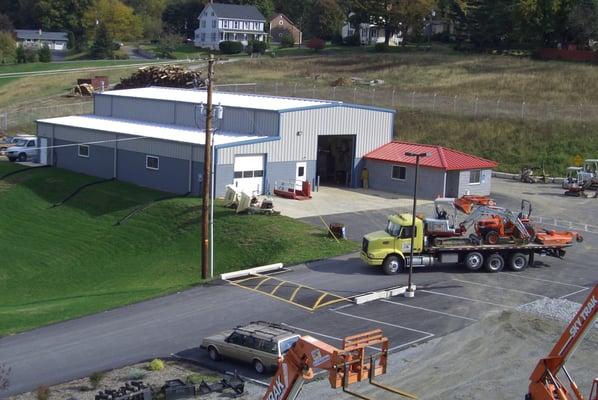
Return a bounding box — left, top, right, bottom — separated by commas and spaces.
361, 213, 580, 274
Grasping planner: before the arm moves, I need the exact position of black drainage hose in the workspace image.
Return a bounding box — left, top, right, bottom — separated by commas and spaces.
0, 164, 50, 180
51, 177, 115, 208
115, 192, 191, 226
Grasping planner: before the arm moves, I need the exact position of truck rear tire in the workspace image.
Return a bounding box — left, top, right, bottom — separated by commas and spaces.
464, 252, 484, 271
382, 255, 403, 274
508, 252, 528, 271
485, 253, 504, 272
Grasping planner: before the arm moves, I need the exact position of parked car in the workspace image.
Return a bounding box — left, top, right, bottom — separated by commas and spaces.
201, 321, 300, 374
0, 136, 13, 156
6, 136, 38, 162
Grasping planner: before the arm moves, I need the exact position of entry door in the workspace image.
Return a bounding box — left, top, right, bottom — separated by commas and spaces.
39, 138, 48, 165
233, 155, 265, 195
295, 162, 306, 190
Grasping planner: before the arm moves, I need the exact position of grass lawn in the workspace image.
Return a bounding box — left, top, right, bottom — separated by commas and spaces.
0, 163, 357, 335
0, 59, 158, 75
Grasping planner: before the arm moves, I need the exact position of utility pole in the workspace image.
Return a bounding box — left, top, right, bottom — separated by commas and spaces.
201, 54, 215, 280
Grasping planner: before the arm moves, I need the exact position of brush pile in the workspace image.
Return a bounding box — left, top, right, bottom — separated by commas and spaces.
114, 65, 205, 90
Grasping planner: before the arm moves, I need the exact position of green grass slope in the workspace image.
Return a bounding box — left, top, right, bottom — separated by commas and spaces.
0, 163, 357, 335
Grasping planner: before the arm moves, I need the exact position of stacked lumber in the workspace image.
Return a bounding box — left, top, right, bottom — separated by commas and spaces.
114, 65, 205, 90
71, 83, 95, 96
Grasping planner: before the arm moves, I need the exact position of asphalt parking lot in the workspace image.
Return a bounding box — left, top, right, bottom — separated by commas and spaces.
1, 179, 596, 396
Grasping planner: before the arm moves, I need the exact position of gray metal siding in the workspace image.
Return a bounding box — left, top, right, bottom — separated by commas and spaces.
53, 139, 114, 179
457, 169, 492, 197
111, 97, 176, 124
117, 150, 190, 194
94, 95, 112, 117
365, 159, 445, 200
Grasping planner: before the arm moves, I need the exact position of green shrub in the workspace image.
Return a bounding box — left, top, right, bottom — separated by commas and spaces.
112, 50, 129, 60
128, 368, 146, 380
186, 373, 219, 384
219, 41, 243, 54
249, 39, 268, 54
38, 44, 52, 62
24, 47, 38, 63
89, 371, 104, 389
307, 37, 325, 51
36, 385, 50, 400
344, 31, 361, 46
280, 32, 295, 48
374, 43, 388, 52
148, 358, 165, 371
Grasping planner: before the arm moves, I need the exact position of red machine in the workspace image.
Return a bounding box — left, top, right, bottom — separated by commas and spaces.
454, 195, 496, 214
527, 284, 598, 400
263, 329, 416, 400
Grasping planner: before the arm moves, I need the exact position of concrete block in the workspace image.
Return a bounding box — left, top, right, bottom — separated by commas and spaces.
221, 263, 284, 280
354, 285, 415, 305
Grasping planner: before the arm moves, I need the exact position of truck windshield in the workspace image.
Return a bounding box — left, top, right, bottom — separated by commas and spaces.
386, 220, 402, 236
13, 139, 28, 146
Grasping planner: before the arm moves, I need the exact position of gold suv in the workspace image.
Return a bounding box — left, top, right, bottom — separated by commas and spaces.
201, 321, 300, 374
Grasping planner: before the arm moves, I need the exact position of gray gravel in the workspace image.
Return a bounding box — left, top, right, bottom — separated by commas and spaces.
518, 298, 597, 329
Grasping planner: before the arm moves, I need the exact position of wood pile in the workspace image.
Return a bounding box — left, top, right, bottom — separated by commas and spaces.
114, 65, 205, 90
71, 83, 95, 96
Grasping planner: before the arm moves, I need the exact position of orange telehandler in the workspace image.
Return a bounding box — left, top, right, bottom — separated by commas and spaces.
263, 329, 416, 400
527, 283, 598, 400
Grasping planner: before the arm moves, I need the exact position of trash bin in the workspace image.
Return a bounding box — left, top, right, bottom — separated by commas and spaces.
329, 223, 346, 239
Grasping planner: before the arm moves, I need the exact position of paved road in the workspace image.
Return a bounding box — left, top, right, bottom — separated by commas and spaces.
1, 179, 596, 397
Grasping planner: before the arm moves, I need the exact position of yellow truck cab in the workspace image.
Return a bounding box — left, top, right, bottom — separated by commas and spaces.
361, 213, 424, 274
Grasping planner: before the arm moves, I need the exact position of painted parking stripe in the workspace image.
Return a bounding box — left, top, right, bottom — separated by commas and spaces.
281, 323, 382, 352
380, 299, 478, 322
420, 289, 515, 309
559, 287, 589, 299
332, 310, 435, 336
388, 335, 435, 352
452, 278, 547, 298
501, 272, 588, 289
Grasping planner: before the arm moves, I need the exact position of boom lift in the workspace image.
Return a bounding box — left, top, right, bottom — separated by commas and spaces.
527, 284, 598, 400
263, 329, 416, 400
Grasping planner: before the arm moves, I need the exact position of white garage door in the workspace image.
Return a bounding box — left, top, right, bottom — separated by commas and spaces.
233, 155, 265, 195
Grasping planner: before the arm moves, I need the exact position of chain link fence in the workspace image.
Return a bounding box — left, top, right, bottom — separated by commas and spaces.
1, 83, 596, 132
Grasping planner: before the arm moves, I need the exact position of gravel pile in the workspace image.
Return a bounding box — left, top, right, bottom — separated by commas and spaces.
518, 297, 597, 329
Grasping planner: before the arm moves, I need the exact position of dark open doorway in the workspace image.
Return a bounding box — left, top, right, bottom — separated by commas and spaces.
316, 135, 356, 186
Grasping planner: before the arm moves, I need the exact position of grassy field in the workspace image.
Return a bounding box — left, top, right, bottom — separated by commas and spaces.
0, 59, 157, 74
0, 162, 357, 335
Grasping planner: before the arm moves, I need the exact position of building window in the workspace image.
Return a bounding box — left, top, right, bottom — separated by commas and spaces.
234, 21, 239, 29
146, 155, 159, 170
212, 32, 216, 41
78, 144, 89, 158
469, 169, 481, 184
279, 19, 283, 25
201, 33, 205, 41
201, 20, 206, 28
212, 20, 217, 28
391, 165, 406, 180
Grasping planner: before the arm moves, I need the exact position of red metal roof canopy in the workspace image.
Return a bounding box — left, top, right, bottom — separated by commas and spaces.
364, 141, 498, 171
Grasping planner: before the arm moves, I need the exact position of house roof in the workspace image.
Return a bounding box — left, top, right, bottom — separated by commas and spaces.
100, 86, 338, 112
15, 29, 68, 42
206, 3, 265, 21
269, 13, 299, 28
37, 115, 271, 147
364, 141, 498, 171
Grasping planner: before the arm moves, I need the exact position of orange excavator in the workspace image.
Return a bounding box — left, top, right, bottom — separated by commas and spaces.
263, 329, 416, 400
527, 283, 598, 400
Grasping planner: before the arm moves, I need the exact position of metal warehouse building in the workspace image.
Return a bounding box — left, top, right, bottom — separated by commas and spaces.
37, 87, 394, 196
363, 142, 497, 200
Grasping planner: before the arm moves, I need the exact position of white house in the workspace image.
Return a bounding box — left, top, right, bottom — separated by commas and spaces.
341, 17, 401, 46
194, 2, 266, 50
14, 29, 68, 51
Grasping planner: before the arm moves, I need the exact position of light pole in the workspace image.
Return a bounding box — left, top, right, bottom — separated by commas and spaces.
404, 151, 429, 298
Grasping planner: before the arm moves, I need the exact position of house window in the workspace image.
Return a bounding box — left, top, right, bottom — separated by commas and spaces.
201, 20, 206, 28
224, 20, 229, 28
234, 21, 239, 29
391, 165, 406, 180
146, 156, 159, 170
78, 144, 89, 158
211, 11, 214, 16
212, 20, 217, 28
279, 19, 283, 25
469, 169, 481, 184
201, 33, 205, 41
212, 33, 216, 41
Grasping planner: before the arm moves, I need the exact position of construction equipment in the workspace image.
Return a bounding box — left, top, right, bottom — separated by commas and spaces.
580, 159, 598, 189
458, 205, 532, 244
527, 283, 598, 400
263, 329, 416, 400
562, 167, 583, 190
521, 165, 547, 184
453, 195, 496, 214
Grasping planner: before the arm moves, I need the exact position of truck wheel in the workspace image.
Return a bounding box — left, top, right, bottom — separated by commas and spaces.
18, 153, 27, 162
207, 345, 221, 361
508, 252, 528, 271
464, 252, 484, 271
485, 253, 504, 272
382, 255, 403, 274
484, 230, 499, 245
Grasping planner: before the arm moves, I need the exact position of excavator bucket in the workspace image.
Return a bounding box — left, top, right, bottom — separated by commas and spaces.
535, 230, 583, 245
454, 195, 496, 214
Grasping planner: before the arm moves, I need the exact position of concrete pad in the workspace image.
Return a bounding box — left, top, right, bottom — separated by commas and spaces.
273, 186, 432, 219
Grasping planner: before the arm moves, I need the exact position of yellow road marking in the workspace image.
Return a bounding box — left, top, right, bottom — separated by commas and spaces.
289, 285, 302, 302
270, 280, 286, 295
226, 280, 315, 312
312, 293, 329, 310
315, 297, 349, 309
232, 275, 261, 284
254, 277, 272, 290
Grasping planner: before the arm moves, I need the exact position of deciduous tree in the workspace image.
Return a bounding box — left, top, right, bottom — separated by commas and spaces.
90, 21, 114, 59
162, 0, 205, 39
83, 0, 142, 42
0, 31, 15, 63
308, 0, 345, 40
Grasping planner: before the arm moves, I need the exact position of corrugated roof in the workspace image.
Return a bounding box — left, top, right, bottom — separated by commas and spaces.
15, 29, 68, 42
37, 115, 270, 147
364, 141, 498, 171
101, 86, 337, 111
207, 3, 265, 21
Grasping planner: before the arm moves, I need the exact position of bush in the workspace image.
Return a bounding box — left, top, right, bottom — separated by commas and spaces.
127, 368, 146, 380
112, 49, 129, 60
36, 385, 50, 400
89, 371, 104, 389
38, 44, 52, 62
374, 43, 388, 52
280, 32, 295, 48
331, 33, 343, 45
24, 47, 38, 63
219, 41, 243, 54
344, 31, 361, 46
148, 358, 165, 371
307, 37, 325, 51
249, 39, 268, 54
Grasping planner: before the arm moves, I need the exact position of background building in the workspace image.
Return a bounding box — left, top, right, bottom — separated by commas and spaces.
37, 87, 394, 197
194, 2, 266, 50
363, 141, 497, 199
269, 13, 302, 45
14, 29, 68, 51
